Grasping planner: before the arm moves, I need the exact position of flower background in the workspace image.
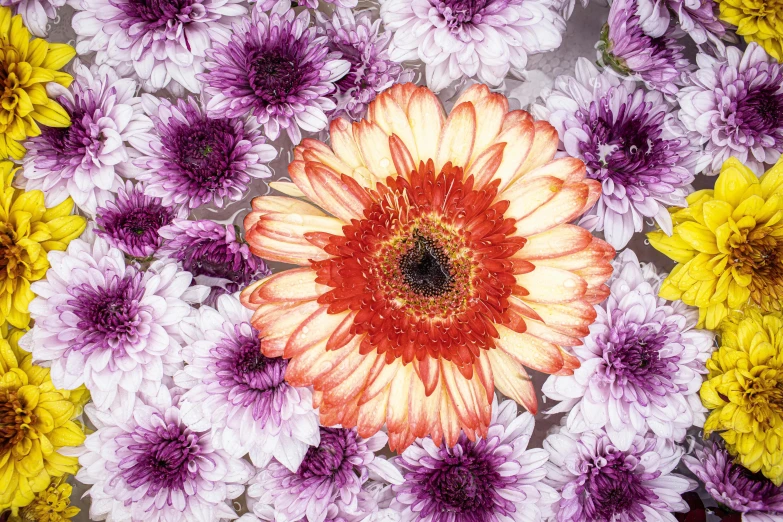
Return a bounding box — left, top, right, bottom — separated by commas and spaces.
7, 0, 772, 520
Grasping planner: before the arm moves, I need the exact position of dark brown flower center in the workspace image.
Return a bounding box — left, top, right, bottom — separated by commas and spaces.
0, 389, 32, 454
729, 226, 783, 311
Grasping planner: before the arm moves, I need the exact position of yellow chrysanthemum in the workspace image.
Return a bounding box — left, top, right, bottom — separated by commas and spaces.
8, 476, 80, 522
701, 308, 783, 485
0, 161, 85, 329
649, 156, 783, 329
718, 0, 783, 61
0, 7, 74, 159
0, 327, 89, 512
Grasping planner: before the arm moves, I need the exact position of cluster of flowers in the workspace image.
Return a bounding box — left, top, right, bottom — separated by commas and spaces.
0, 0, 780, 518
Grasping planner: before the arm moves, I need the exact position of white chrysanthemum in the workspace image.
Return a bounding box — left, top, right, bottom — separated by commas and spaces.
542, 250, 714, 450
26, 236, 207, 420
174, 293, 320, 472
380, 0, 566, 91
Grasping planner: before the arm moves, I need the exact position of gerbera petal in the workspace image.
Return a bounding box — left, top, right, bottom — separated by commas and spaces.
487, 348, 538, 414
368, 89, 419, 165
515, 224, 594, 260
353, 120, 396, 181
436, 101, 476, 171
245, 267, 326, 305
305, 163, 372, 222
406, 86, 445, 163
514, 183, 590, 237
495, 324, 565, 374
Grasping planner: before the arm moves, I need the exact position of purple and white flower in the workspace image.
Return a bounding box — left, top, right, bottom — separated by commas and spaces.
173, 293, 320, 472
683, 441, 783, 522
636, 0, 729, 48
0, 0, 65, 36
678, 43, 783, 176
247, 428, 403, 522
75, 385, 253, 522
532, 58, 700, 249
158, 219, 271, 307
25, 236, 207, 420
316, 8, 413, 120
22, 62, 152, 216
95, 181, 187, 259
542, 250, 714, 450
198, 6, 350, 143
598, 0, 690, 96
255, 0, 357, 10
391, 397, 559, 522
543, 423, 696, 522
68, 0, 245, 94
129, 95, 275, 210
380, 0, 566, 92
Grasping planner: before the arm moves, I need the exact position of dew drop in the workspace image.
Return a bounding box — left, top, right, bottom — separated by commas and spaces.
564, 278, 576, 288
380, 158, 390, 169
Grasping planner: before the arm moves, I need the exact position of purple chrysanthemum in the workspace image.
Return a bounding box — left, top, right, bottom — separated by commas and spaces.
199, 6, 350, 143
129, 95, 275, 210
0, 0, 65, 36
532, 58, 701, 249
173, 293, 320, 472
598, 0, 690, 96
381, 0, 566, 92
542, 250, 714, 450
248, 428, 403, 522
76, 386, 252, 522
158, 219, 271, 306
678, 43, 783, 176
68, 0, 245, 93
22, 62, 152, 216
391, 398, 558, 522
26, 236, 207, 420
637, 0, 729, 48
95, 181, 187, 259
683, 441, 783, 522
316, 8, 413, 120
255, 0, 357, 10
543, 424, 695, 522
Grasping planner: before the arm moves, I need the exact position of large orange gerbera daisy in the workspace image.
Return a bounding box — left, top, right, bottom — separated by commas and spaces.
241, 83, 614, 450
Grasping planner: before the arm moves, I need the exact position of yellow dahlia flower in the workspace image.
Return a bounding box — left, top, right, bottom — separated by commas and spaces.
719, 0, 783, 61
242, 83, 614, 450
649, 156, 783, 329
0, 7, 74, 159
0, 161, 85, 329
0, 327, 88, 512
701, 308, 783, 485
8, 476, 80, 522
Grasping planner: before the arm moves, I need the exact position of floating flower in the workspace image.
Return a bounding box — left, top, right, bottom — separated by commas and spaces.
683, 440, 783, 521
316, 8, 413, 120
678, 43, 783, 176
199, 7, 350, 143
0, 0, 64, 37
598, 0, 690, 96
532, 58, 699, 249
0, 327, 88, 512
718, 0, 783, 61
0, 7, 74, 159
26, 236, 207, 420
242, 83, 613, 450
543, 424, 695, 521
22, 62, 152, 216
12, 476, 80, 522
129, 96, 275, 210
649, 156, 783, 329
0, 161, 85, 329
542, 250, 714, 450
75, 385, 252, 522
392, 397, 558, 522
380, 0, 566, 92
159, 219, 271, 307
68, 0, 245, 94
248, 427, 402, 522
95, 181, 187, 259
701, 308, 783, 486
637, 0, 728, 47
174, 293, 320, 472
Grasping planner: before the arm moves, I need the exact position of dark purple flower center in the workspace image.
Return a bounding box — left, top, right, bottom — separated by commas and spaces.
178, 236, 263, 286
120, 419, 202, 497
298, 427, 361, 488
65, 271, 147, 356
576, 92, 682, 195
726, 451, 781, 505
162, 117, 243, 193
96, 191, 177, 258
112, 0, 195, 27
580, 448, 659, 521
735, 83, 783, 141
39, 97, 102, 167
405, 434, 515, 521
246, 33, 322, 104
436, 0, 490, 27
211, 326, 289, 420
